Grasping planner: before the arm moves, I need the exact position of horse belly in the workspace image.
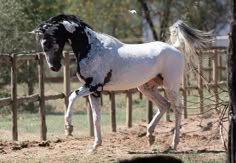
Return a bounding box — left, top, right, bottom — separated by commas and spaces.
103, 79, 149, 91
103, 63, 159, 91
102, 42, 182, 91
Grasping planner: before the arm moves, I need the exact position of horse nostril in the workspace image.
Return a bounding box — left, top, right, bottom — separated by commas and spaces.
50, 67, 57, 71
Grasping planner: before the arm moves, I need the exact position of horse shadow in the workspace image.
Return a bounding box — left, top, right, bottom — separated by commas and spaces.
117, 155, 183, 163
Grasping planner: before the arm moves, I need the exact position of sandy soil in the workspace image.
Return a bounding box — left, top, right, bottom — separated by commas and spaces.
0, 113, 227, 163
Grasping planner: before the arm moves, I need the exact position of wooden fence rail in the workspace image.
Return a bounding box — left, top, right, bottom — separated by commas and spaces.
0, 52, 68, 141
0, 47, 228, 141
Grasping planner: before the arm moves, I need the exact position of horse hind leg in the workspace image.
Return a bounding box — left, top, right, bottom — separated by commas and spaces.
138, 80, 171, 146
165, 89, 183, 150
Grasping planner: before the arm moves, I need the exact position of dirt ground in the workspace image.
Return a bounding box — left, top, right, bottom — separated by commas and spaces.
0, 113, 227, 163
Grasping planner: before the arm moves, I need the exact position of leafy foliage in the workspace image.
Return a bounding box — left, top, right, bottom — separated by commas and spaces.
64, 0, 142, 39
0, 0, 230, 113
0, 0, 230, 52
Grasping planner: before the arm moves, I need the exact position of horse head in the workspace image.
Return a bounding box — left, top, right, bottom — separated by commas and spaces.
30, 14, 86, 72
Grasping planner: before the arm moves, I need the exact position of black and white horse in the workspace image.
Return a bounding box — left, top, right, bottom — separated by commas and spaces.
31, 14, 211, 151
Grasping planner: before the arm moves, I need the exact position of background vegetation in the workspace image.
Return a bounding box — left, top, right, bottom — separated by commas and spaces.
0, 0, 230, 52
0, 0, 230, 112
0, 2, 231, 162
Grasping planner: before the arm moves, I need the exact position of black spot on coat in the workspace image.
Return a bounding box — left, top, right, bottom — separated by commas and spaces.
104, 70, 112, 85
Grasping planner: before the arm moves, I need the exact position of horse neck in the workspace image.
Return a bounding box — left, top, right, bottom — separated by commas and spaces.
69, 26, 92, 61
69, 26, 123, 61
85, 28, 124, 50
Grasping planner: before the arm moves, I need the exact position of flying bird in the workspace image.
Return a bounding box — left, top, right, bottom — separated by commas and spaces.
128, 10, 137, 14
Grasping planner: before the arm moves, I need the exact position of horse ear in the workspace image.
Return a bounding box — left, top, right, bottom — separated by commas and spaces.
28, 28, 43, 35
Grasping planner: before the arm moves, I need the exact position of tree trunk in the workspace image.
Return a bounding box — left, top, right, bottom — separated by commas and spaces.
159, 0, 173, 41
227, 0, 236, 162
138, 0, 158, 41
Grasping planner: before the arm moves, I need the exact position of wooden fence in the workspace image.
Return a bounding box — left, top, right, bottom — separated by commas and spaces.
0, 53, 66, 141
0, 46, 228, 141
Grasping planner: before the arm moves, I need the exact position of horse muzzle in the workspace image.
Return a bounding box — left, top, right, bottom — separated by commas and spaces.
49, 63, 61, 72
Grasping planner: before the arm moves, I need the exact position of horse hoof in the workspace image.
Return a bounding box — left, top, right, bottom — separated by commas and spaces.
64, 125, 74, 136
162, 146, 174, 153
87, 143, 101, 153
170, 139, 179, 150
147, 135, 155, 146
88, 147, 96, 153
170, 143, 177, 150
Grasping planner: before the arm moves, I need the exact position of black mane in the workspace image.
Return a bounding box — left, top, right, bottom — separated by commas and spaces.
44, 14, 92, 29
38, 14, 92, 58
37, 14, 94, 82
48, 14, 79, 23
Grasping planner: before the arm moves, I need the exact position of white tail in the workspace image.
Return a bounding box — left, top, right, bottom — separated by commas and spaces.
169, 20, 213, 65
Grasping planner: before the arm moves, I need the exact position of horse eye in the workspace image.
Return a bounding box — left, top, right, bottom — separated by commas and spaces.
43, 47, 49, 52
43, 41, 52, 48
42, 43, 50, 51
43, 41, 47, 46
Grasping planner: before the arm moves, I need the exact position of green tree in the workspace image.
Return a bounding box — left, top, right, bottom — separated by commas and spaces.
141, 0, 229, 42
172, 0, 229, 31
0, 0, 67, 112
64, 0, 142, 41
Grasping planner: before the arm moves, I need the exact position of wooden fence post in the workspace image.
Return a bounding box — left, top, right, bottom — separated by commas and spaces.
198, 55, 204, 114
139, 92, 143, 100
126, 90, 132, 128
219, 54, 223, 81
110, 92, 116, 132
11, 54, 18, 141
38, 53, 47, 141
63, 52, 70, 111
147, 100, 153, 123
86, 97, 94, 136
212, 50, 219, 111
187, 74, 191, 95
182, 75, 187, 119
100, 94, 103, 107
208, 58, 212, 82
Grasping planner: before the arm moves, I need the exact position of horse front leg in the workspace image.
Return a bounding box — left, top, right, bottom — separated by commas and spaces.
88, 95, 102, 151
65, 85, 92, 136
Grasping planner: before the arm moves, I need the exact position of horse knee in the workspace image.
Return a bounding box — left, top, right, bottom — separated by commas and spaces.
93, 117, 99, 126
65, 115, 71, 123
173, 96, 183, 115
166, 90, 181, 106
176, 100, 183, 114
69, 92, 77, 103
